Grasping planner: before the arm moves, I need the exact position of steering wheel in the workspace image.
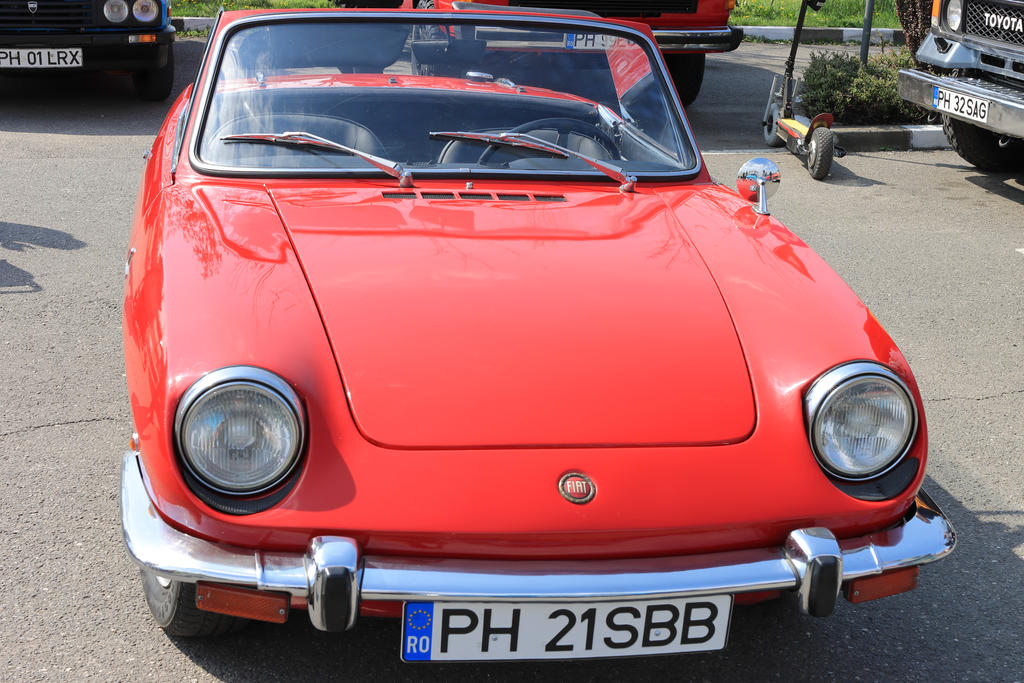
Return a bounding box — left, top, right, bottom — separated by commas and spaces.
478, 117, 619, 164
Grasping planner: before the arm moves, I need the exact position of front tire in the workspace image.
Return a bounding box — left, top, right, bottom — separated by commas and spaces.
141, 569, 248, 637
664, 53, 705, 107
942, 115, 1024, 171
132, 47, 174, 102
806, 126, 834, 180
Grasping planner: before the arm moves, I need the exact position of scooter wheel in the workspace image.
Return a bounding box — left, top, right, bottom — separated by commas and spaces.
806, 126, 834, 180
763, 102, 786, 148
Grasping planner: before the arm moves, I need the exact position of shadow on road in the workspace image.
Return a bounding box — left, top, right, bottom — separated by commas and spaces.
963, 173, 1024, 207
0, 38, 205, 136
685, 42, 844, 152
686, 51, 781, 151
821, 159, 887, 188
157, 478, 1021, 681
0, 259, 41, 293
0, 221, 87, 293
0, 221, 87, 252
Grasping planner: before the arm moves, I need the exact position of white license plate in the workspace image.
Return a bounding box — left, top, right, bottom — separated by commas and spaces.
564, 33, 614, 50
932, 86, 990, 123
0, 48, 82, 69
401, 596, 732, 662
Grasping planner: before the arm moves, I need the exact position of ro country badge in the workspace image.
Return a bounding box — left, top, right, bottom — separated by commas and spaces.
402, 602, 434, 661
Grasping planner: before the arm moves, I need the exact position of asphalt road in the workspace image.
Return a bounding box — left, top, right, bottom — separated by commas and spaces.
1, 39, 1022, 681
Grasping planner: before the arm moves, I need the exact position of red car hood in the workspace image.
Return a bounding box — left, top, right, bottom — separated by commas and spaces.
272, 185, 754, 449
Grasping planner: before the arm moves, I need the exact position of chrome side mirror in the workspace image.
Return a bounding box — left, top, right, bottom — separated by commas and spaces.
736, 158, 781, 216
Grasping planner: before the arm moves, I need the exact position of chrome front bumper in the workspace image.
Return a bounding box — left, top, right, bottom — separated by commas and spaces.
653, 26, 743, 52
121, 454, 955, 632
898, 68, 1024, 139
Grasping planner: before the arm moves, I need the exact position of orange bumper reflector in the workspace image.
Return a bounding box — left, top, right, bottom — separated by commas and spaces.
129, 34, 158, 44
931, 0, 941, 18
844, 566, 919, 604
195, 582, 290, 623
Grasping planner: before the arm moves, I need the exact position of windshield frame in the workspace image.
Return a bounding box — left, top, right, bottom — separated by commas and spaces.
187, 10, 703, 182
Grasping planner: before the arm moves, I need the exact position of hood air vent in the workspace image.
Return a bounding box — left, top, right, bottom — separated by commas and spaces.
381, 191, 567, 202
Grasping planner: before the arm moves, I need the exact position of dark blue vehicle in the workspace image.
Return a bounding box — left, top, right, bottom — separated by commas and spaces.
0, 0, 174, 99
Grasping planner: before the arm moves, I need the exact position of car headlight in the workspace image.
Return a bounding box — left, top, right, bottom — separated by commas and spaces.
103, 0, 129, 23
175, 367, 305, 495
804, 362, 917, 480
132, 0, 159, 22
946, 0, 963, 31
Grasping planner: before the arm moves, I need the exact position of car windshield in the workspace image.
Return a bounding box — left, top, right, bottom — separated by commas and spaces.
195, 14, 699, 178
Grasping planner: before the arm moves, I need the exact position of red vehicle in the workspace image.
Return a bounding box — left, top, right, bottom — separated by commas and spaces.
402, 0, 742, 105
121, 8, 954, 661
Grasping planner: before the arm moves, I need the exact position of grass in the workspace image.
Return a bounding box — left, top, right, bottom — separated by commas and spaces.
171, 0, 332, 18
730, 0, 902, 29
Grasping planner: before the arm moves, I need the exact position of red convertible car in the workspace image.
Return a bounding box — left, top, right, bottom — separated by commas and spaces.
121, 8, 954, 661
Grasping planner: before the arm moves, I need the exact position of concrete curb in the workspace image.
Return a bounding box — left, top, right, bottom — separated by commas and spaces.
834, 124, 948, 152
740, 25, 905, 44
169, 17, 945, 151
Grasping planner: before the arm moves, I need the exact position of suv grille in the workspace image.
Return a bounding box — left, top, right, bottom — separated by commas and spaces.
965, 0, 1024, 47
0, 0, 93, 29
508, 0, 698, 17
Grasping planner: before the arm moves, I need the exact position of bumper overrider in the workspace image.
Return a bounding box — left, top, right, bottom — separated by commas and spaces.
121, 454, 955, 632
653, 26, 743, 52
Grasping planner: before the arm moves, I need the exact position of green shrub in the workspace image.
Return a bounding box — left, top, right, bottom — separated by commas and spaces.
800, 48, 925, 124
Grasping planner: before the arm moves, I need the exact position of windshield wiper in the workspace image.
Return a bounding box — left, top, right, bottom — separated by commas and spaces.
221, 131, 413, 187
430, 130, 637, 192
